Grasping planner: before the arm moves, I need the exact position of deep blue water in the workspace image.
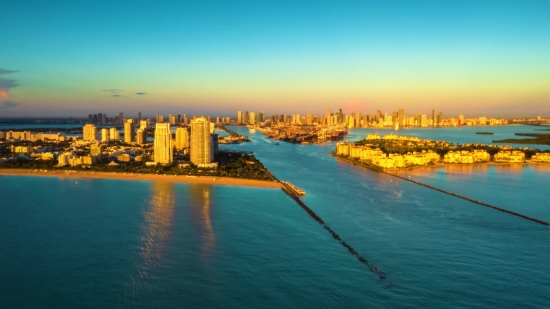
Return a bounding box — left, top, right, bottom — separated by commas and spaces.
0, 125, 549, 308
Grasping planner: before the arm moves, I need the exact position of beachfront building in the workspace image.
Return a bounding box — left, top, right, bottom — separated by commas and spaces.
154, 123, 173, 164
124, 119, 135, 143
494, 150, 525, 163
175, 127, 189, 150
190, 117, 214, 166
83, 124, 97, 141
531, 152, 550, 163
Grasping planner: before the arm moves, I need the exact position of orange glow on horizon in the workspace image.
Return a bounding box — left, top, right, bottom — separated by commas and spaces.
0, 90, 10, 99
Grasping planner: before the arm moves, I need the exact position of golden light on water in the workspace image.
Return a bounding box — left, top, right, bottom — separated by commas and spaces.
188, 185, 216, 259
139, 181, 176, 275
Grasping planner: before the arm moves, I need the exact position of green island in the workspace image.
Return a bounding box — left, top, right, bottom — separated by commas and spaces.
493, 133, 550, 146
333, 133, 550, 171
476, 132, 494, 135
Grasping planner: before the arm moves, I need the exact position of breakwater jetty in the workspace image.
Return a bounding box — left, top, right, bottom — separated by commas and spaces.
384, 171, 549, 226
280, 185, 388, 281
332, 156, 548, 226
218, 126, 251, 142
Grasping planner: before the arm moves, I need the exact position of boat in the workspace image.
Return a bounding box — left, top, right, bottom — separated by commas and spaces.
281, 180, 306, 195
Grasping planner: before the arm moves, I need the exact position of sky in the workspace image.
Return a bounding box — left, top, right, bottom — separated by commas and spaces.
1, 0, 550, 118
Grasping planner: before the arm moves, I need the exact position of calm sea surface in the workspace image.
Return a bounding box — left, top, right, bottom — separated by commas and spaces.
0, 125, 549, 308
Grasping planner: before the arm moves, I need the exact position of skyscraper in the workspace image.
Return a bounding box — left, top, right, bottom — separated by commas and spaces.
136, 129, 146, 144
83, 124, 97, 141
190, 117, 211, 166
124, 119, 134, 143
154, 123, 173, 164
175, 127, 189, 150
119, 112, 124, 124
432, 109, 437, 126
138, 112, 141, 124
101, 128, 110, 142
109, 127, 119, 140
399, 108, 405, 125
249, 112, 256, 125
237, 111, 242, 124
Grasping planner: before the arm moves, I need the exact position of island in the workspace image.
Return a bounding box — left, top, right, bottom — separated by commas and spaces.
476, 132, 494, 135
332, 133, 550, 171
493, 133, 550, 146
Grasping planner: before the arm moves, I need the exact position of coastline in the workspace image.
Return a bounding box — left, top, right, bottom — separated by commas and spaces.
0, 168, 282, 189
330, 154, 550, 172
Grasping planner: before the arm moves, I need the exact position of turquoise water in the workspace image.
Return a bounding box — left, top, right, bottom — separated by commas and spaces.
1, 125, 549, 308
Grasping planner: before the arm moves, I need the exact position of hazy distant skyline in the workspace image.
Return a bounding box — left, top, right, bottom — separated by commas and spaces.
2, 0, 549, 118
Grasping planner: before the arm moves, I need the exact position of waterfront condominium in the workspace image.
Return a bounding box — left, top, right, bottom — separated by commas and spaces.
175, 127, 189, 150
101, 128, 110, 142
124, 119, 135, 143
154, 123, 173, 164
83, 124, 97, 141
190, 117, 211, 165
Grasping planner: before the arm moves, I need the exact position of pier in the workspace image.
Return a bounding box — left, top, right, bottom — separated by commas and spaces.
280, 185, 388, 281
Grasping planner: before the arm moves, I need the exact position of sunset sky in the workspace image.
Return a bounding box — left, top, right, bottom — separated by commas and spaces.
2, 0, 549, 118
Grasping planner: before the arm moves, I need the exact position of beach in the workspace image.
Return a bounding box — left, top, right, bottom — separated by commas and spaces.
0, 168, 283, 189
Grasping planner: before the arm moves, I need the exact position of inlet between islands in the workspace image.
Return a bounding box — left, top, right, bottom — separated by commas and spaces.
0, 168, 283, 189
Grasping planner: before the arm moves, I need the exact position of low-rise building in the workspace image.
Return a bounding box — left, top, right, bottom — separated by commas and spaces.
531, 152, 550, 163
494, 150, 525, 163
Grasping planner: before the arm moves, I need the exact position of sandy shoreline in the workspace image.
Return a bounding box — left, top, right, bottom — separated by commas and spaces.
0, 168, 282, 189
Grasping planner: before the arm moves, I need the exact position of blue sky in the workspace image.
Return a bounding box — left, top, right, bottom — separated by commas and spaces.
2, 0, 549, 117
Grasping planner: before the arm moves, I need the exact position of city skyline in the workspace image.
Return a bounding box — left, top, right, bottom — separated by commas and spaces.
2, 1, 550, 118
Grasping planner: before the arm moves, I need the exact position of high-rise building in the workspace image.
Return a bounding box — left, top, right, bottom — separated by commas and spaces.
93, 114, 98, 124
249, 112, 256, 125
183, 114, 189, 125
109, 127, 120, 140
326, 109, 332, 126
306, 114, 312, 125
175, 127, 189, 150
432, 109, 437, 126
88, 114, 93, 123
101, 128, 110, 142
190, 117, 212, 166
237, 111, 242, 124
438, 112, 444, 125
83, 124, 97, 141
119, 112, 124, 124
138, 112, 141, 124
398, 108, 405, 124
154, 123, 173, 164
136, 129, 146, 145
124, 119, 135, 143
421, 114, 428, 127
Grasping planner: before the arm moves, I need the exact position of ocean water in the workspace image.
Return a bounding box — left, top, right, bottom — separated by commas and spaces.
0, 125, 549, 308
